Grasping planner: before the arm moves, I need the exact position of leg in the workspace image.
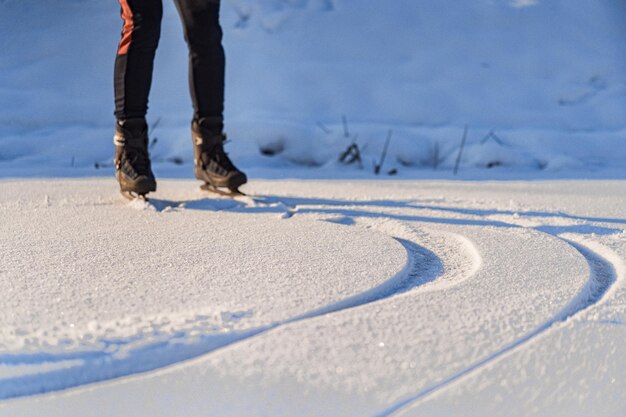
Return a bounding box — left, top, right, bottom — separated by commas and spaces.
173, 0, 225, 132
114, 0, 163, 120
175, 0, 246, 192
113, 0, 161, 198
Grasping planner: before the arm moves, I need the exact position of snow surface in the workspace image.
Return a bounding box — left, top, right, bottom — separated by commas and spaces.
0, 179, 625, 416
0, 0, 625, 178
1, 0, 626, 415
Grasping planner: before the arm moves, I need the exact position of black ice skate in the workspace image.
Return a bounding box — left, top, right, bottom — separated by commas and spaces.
192, 119, 247, 196
114, 118, 157, 200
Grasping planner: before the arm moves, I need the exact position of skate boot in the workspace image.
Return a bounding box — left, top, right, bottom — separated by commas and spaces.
192, 119, 247, 195
114, 118, 157, 200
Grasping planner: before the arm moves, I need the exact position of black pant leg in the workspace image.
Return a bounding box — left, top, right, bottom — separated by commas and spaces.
173, 0, 225, 130
114, 0, 163, 120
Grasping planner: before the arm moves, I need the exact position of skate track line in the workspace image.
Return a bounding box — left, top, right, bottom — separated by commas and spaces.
375, 235, 622, 417
7, 195, 610, 408
0, 224, 478, 400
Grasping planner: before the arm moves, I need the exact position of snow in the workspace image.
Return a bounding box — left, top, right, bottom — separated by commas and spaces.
0, 0, 624, 178
1, 179, 625, 416
1, 0, 626, 415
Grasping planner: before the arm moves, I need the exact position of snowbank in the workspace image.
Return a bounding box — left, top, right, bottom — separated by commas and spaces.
0, 0, 624, 178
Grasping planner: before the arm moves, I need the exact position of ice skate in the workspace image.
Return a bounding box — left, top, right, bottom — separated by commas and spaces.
192, 119, 247, 196
114, 118, 157, 200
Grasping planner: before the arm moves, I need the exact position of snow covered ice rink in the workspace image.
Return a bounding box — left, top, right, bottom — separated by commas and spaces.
0, 179, 625, 416
1, 0, 626, 415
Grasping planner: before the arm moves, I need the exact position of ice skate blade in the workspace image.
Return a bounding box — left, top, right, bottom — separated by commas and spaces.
200, 183, 246, 197
121, 191, 150, 202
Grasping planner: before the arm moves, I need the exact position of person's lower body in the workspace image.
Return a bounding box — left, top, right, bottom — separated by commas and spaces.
113, 0, 246, 197
113, 0, 162, 196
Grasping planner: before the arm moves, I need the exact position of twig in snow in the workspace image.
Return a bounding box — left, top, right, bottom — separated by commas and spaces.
453, 125, 468, 176
149, 117, 161, 136
165, 156, 184, 165
149, 117, 161, 150
338, 135, 363, 168
480, 129, 504, 146
233, 5, 251, 28
374, 130, 393, 175
342, 115, 350, 138
316, 121, 332, 134
94, 161, 112, 169
433, 141, 440, 171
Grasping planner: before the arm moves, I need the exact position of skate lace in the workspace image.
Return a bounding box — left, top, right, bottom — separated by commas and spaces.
126, 147, 151, 175
206, 142, 236, 171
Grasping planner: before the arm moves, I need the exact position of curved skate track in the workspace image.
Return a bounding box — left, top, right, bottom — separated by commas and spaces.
0, 179, 625, 416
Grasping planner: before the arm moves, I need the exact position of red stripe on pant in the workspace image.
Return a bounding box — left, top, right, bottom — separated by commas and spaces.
118, 0, 134, 55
